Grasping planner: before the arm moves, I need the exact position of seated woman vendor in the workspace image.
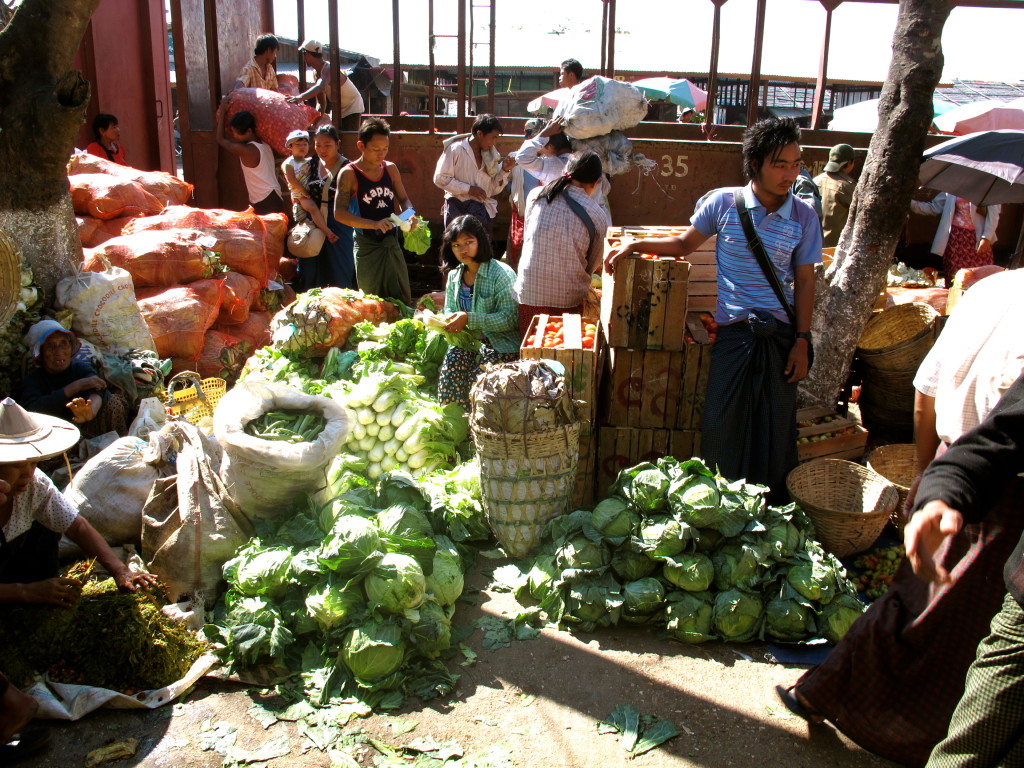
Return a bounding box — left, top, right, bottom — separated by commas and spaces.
20, 320, 129, 438
0, 397, 157, 605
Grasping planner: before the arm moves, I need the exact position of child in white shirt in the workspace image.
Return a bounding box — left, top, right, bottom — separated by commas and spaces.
282, 129, 337, 243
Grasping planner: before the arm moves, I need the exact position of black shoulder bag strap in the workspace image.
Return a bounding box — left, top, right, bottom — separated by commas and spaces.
733, 188, 797, 326
561, 188, 597, 260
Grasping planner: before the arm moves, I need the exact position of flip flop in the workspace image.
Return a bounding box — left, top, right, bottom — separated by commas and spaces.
775, 684, 825, 725
0, 726, 51, 763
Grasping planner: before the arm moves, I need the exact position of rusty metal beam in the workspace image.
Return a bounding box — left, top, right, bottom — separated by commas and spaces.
606, 0, 616, 77
704, 0, 728, 139
811, 0, 842, 129
393, 0, 401, 116
428, 0, 436, 133
487, 0, 495, 114
457, 0, 466, 131
746, 0, 767, 126
328, 0, 341, 129
600, 1, 608, 76
296, 0, 306, 91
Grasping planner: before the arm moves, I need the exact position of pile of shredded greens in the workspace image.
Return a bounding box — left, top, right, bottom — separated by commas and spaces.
0, 562, 206, 693
492, 457, 865, 645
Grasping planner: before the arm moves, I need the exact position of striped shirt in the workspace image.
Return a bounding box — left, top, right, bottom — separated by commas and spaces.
691, 183, 822, 325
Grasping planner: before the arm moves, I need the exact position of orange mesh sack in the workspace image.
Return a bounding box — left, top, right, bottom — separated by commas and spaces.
83, 230, 219, 288
197, 329, 253, 382
218, 271, 261, 324
69, 153, 194, 206
70, 174, 165, 220
77, 215, 139, 247
214, 311, 272, 350
223, 87, 320, 155
136, 279, 225, 359
258, 213, 288, 279
270, 288, 402, 357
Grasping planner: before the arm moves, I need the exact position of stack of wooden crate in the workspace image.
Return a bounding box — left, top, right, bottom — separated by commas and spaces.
520, 313, 602, 508
595, 227, 715, 497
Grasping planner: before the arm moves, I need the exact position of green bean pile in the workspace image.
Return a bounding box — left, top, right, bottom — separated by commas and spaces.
245, 409, 326, 443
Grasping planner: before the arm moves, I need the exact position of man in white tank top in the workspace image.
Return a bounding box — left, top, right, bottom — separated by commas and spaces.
216, 107, 284, 215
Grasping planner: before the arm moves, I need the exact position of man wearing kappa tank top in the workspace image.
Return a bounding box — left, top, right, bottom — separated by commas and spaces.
333, 117, 415, 306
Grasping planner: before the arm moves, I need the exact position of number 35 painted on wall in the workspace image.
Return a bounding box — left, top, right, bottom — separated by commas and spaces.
659, 154, 689, 177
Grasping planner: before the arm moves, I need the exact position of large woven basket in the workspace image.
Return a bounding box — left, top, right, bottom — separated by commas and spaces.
867, 443, 917, 528
857, 302, 939, 372
786, 459, 899, 559
0, 230, 22, 329
473, 422, 580, 558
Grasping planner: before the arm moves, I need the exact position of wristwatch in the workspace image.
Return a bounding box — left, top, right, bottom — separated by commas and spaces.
796, 331, 813, 343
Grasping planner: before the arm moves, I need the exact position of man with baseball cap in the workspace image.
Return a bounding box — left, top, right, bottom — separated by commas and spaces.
287, 39, 365, 131
814, 143, 857, 248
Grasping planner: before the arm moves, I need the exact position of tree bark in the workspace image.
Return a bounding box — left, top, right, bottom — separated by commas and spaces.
0, 0, 101, 302
799, 0, 951, 408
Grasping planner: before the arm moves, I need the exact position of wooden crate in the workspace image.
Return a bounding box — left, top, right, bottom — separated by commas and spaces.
796, 406, 869, 463
676, 315, 713, 431
572, 428, 597, 508
601, 227, 690, 350
595, 427, 702, 498
520, 313, 602, 421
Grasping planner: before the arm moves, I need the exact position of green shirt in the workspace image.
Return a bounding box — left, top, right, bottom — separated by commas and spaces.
444, 259, 520, 354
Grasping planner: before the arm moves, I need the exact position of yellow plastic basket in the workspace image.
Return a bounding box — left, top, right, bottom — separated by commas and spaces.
163, 371, 226, 425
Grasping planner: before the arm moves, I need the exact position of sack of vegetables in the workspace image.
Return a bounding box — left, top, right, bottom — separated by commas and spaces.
470, 361, 580, 558
215, 381, 350, 519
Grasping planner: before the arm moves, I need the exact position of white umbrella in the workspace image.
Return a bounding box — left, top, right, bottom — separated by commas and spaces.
829, 97, 956, 132
933, 99, 1024, 135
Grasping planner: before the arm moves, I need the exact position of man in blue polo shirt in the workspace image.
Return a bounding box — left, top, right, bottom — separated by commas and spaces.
605, 117, 821, 503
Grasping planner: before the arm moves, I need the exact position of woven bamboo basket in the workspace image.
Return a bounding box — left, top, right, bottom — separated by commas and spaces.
856, 302, 939, 372
786, 459, 899, 559
0, 230, 22, 329
867, 443, 917, 528
473, 422, 581, 558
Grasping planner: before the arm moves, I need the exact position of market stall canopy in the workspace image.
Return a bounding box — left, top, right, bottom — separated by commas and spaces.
918, 129, 1024, 206
829, 97, 956, 133
527, 88, 571, 114
933, 98, 1024, 135
629, 77, 708, 111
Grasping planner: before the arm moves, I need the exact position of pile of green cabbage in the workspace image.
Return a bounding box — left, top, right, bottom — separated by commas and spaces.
499, 457, 864, 644
204, 467, 486, 709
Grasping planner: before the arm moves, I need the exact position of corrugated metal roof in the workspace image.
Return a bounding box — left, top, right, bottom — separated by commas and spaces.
936, 79, 1024, 104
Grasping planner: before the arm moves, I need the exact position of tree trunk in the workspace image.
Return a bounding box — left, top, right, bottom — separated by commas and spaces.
799, 0, 951, 408
0, 0, 101, 303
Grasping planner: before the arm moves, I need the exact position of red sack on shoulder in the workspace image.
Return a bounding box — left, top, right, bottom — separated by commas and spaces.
223, 87, 320, 156
136, 279, 225, 359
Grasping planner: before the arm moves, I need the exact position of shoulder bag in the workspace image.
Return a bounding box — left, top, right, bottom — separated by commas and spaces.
733, 188, 814, 366
286, 161, 341, 259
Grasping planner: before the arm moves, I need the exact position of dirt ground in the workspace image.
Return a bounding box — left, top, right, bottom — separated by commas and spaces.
16, 561, 897, 768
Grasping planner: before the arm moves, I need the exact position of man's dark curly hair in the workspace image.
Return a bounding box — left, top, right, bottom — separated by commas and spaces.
741, 117, 801, 181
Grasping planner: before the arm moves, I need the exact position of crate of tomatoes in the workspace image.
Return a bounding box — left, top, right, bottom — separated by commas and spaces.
521, 314, 602, 421
796, 406, 868, 463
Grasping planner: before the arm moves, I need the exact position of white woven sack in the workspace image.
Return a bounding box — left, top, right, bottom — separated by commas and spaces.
554, 76, 649, 139
55, 257, 156, 354
215, 381, 350, 519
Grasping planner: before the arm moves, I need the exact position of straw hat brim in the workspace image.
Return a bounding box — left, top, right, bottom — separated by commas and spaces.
0, 412, 80, 463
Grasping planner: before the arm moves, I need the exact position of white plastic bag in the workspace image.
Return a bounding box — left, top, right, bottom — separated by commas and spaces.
214, 381, 350, 519
128, 396, 168, 440
554, 76, 649, 139
55, 257, 156, 354
571, 131, 638, 176
142, 421, 252, 606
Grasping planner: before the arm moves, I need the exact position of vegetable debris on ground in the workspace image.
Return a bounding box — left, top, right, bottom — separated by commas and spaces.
491, 457, 864, 645
0, 561, 206, 693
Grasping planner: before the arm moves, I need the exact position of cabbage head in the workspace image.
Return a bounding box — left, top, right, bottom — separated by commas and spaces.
818, 593, 865, 643
377, 503, 434, 539
341, 618, 406, 681
786, 554, 838, 604
712, 542, 763, 591
623, 577, 665, 615
410, 598, 453, 657
623, 467, 670, 512
664, 591, 715, 644
712, 589, 764, 641
318, 515, 383, 575
635, 517, 690, 560
426, 536, 464, 607
555, 534, 609, 573
525, 554, 560, 601
225, 546, 294, 596
611, 546, 657, 582
668, 474, 721, 522
590, 497, 639, 543
564, 574, 624, 629
222, 593, 280, 628
663, 552, 714, 592
764, 596, 815, 641
305, 582, 366, 632
365, 553, 426, 613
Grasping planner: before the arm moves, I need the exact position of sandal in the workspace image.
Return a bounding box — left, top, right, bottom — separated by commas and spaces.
0, 726, 51, 763
775, 684, 825, 725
